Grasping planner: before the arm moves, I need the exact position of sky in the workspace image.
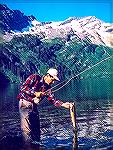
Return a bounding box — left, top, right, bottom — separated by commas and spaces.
1, 0, 113, 23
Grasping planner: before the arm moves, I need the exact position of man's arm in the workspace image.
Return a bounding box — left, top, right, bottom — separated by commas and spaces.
47, 91, 71, 109
61, 102, 71, 109
17, 74, 40, 102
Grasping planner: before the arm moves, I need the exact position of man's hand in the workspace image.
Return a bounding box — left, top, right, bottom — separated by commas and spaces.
61, 102, 73, 109
34, 92, 44, 98
33, 97, 40, 104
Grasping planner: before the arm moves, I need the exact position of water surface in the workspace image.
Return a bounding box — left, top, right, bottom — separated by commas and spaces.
0, 76, 113, 150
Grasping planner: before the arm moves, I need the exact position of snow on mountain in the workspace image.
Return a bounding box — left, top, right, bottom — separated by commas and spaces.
1, 4, 112, 47
26, 16, 113, 47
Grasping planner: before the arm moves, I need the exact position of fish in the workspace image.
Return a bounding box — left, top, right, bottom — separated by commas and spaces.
70, 102, 77, 134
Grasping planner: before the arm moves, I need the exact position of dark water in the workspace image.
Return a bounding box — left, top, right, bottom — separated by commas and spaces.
0, 76, 113, 150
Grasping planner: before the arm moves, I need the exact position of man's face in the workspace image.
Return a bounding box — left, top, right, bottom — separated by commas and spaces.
44, 74, 56, 85
48, 74, 56, 84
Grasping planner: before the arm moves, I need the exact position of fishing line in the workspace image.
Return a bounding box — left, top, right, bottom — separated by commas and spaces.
50, 54, 113, 93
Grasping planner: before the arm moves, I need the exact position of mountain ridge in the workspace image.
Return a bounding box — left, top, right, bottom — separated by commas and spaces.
0, 4, 113, 83
0, 4, 36, 33
1, 4, 113, 47
28, 16, 113, 47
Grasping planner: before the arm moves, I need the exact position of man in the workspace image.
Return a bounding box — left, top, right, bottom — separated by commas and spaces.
17, 68, 71, 145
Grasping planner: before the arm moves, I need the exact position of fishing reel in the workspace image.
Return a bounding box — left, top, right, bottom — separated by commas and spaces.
34, 91, 49, 98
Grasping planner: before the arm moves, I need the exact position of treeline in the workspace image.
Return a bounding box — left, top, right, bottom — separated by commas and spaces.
0, 33, 113, 83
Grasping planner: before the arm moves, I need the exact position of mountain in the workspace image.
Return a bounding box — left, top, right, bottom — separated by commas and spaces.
1, 4, 113, 47
29, 16, 113, 47
0, 4, 113, 83
0, 4, 36, 33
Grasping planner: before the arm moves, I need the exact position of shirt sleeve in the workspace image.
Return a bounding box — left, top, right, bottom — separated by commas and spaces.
20, 74, 37, 96
47, 90, 63, 107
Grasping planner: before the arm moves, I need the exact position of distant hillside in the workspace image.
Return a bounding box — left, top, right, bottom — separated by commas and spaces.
0, 4, 113, 83
0, 4, 36, 33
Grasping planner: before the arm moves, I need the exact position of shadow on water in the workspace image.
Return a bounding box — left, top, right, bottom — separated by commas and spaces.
1, 133, 113, 150
0, 135, 78, 150
0, 135, 23, 150
0, 76, 113, 149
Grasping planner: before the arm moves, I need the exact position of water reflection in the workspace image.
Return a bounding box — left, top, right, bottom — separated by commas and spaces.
0, 76, 113, 149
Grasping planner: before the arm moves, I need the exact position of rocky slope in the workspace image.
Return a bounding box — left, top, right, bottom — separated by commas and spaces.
0, 4, 113, 83
0, 4, 36, 33
28, 16, 113, 47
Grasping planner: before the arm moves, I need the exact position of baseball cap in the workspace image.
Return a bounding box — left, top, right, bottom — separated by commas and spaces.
47, 68, 60, 81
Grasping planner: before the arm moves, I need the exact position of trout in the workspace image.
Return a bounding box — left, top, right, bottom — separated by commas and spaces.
70, 102, 77, 134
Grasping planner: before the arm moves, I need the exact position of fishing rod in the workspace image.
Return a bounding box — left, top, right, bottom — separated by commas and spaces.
50, 53, 113, 136
41, 53, 113, 138
50, 54, 113, 93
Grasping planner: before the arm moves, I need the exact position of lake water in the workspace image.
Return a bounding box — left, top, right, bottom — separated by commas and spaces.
0, 75, 113, 150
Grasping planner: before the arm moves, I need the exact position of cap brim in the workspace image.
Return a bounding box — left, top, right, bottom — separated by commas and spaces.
54, 76, 60, 81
